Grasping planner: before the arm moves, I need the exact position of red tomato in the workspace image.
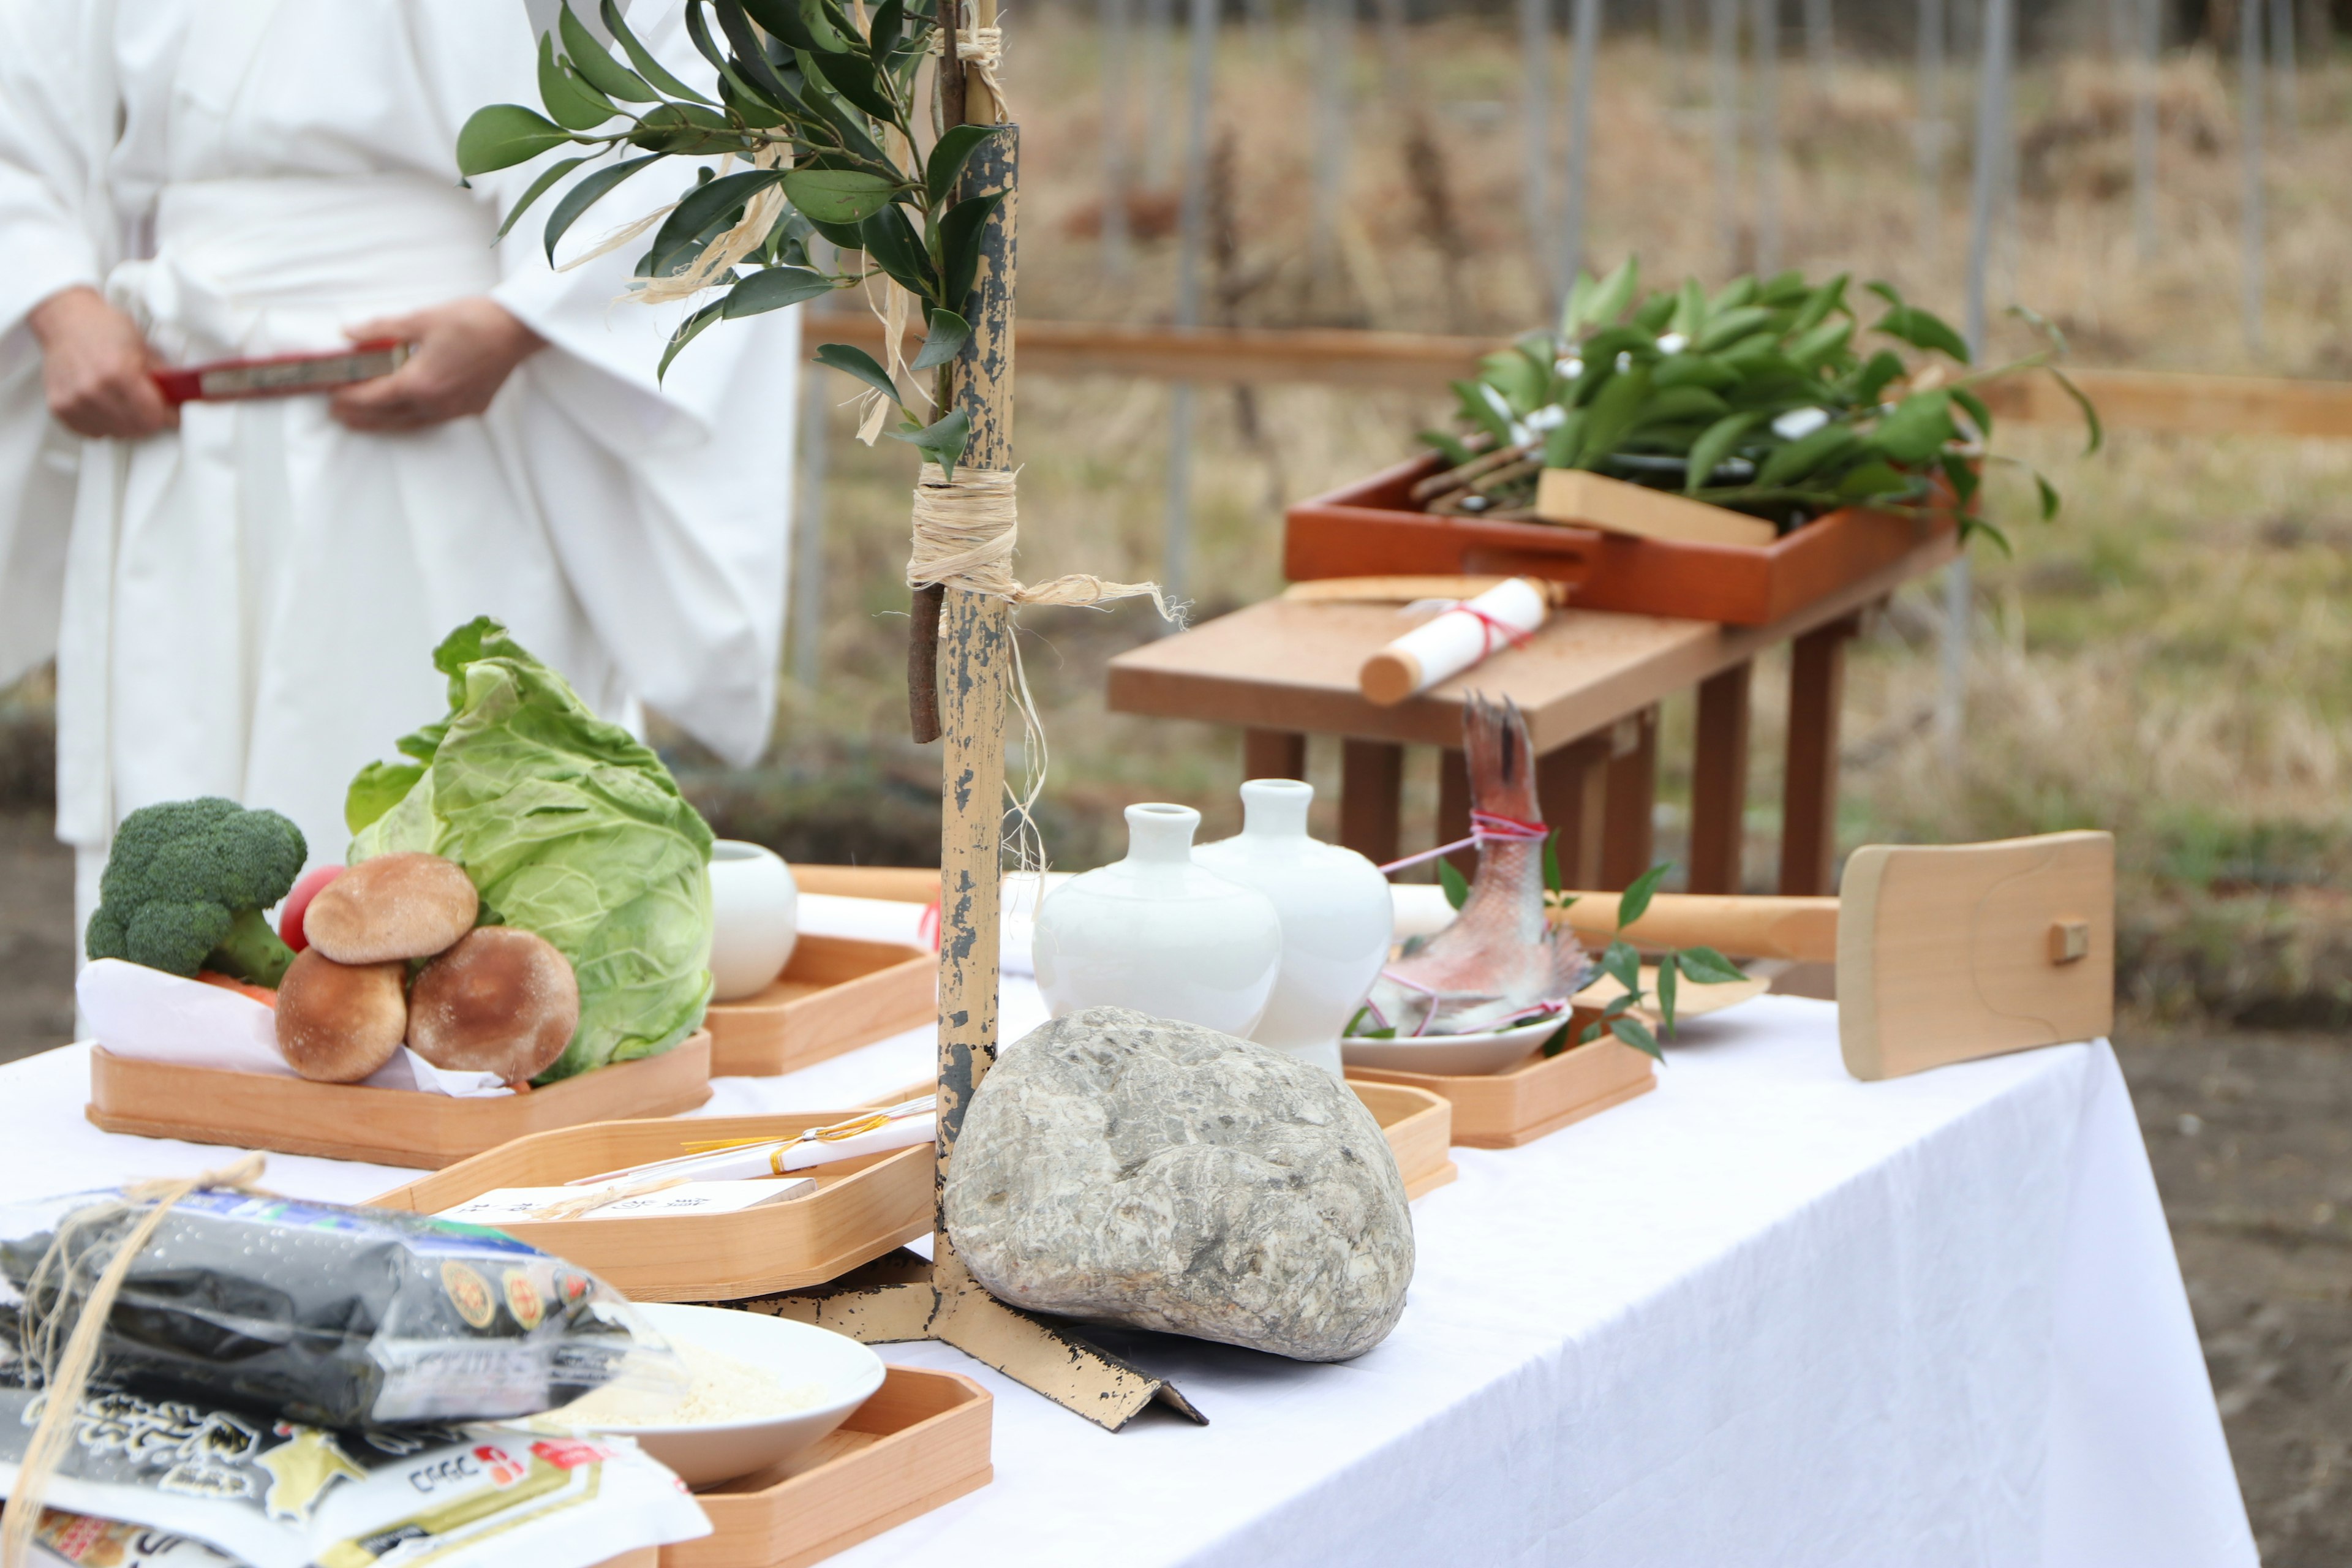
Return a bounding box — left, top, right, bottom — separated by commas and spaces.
279, 864, 346, 951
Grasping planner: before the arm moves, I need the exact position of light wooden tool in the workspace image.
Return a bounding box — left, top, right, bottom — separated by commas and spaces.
1551, 831, 2114, 1080
1534, 469, 1777, 546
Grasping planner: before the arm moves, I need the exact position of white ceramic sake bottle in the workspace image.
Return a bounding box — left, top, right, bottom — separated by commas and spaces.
1032, 803, 1283, 1038
1196, 778, 1395, 1080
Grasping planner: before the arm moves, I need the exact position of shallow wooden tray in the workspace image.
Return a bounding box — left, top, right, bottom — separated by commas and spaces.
1349, 1035, 1655, 1149
85, 1033, 713, 1170
1286, 450, 1956, 625
1352, 1079, 1457, 1198
706, 935, 935, 1077
369, 1109, 931, 1301
664, 1367, 990, 1568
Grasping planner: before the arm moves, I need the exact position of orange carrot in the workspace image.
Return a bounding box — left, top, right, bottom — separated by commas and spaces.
195, 970, 278, 1008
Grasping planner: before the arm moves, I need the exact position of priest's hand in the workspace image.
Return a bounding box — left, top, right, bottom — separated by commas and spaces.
28, 286, 178, 440
330, 299, 546, 432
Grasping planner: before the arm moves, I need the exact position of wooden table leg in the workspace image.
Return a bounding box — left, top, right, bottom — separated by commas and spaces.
1536, 735, 1610, 888
1436, 749, 1474, 880
1600, 707, 1659, 891
1242, 728, 1306, 782
1689, 663, 1752, 895
1779, 614, 1861, 897
1338, 739, 1405, 867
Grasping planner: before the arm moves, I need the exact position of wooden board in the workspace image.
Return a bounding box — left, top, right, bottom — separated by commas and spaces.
368, 1110, 932, 1300
1284, 451, 1956, 627
1348, 1035, 1655, 1149
1838, 831, 2115, 1081
788, 864, 940, 903
663, 1366, 990, 1568
1352, 1080, 1457, 1199
706, 935, 935, 1077
1534, 469, 1777, 547
85, 1033, 713, 1170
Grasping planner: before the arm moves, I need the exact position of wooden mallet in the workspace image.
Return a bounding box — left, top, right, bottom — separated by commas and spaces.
1547, 830, 2114, 1080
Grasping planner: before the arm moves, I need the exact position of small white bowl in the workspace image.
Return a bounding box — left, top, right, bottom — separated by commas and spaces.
707, 842, 799, 1001
1341, 1022, 1569, 1076
562, 1303, 883, 1488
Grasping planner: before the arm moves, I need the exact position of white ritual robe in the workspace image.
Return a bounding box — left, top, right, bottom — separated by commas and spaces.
0, 0, 799, 922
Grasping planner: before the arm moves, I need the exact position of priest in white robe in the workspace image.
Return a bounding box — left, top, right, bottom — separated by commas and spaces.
0, 0, 800, 938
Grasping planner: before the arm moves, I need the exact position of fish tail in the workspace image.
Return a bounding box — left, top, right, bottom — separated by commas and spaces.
1462, 693, 1542, 823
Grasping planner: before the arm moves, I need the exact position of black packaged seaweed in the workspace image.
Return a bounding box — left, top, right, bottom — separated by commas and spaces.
0, 1189, 680, 1427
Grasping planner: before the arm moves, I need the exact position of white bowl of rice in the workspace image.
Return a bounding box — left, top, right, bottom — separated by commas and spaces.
533, 1303, 886, 1488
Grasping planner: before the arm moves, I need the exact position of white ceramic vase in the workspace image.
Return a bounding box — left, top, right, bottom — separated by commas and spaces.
1032, 804, 1283, 1038
1196, 779, 1395, 1079
706, 841, 799, 1001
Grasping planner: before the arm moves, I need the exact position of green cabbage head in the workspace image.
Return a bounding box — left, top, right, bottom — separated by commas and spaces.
346, 618, 714, 1080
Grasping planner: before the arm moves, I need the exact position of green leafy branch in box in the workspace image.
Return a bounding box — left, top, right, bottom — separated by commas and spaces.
1417, 258, 2102, 553
456, 0, 997, 475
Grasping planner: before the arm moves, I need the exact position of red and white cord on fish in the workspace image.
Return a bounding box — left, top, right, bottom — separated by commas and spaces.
1376, 809, 1548, 876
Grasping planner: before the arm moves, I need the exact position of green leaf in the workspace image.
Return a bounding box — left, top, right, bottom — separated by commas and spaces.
886, 407, 973, 479
538, 32, 619, 130
1676, 945, 1749, 984
742, 0, 822, 51
1759, 268, 1809, 305
1656, 950, 1679, 1038
1478, 347, 1550, 417
1685, 409, 1769, 493
1757, 424, 1861, 489
1540, 1021, 1575, 1058
1543, 829, 1562, 896
1709, 274, 1758, 314
1610, 1015, 1663, 1061
1940, 451, 1981, 509
657, 298, 727, 380
1872, 390, 1958, 464
1874, 303, 1971, 364
1570, 364, 1653, 469
1601, 992, 1637, 1019
1835, 461, 1912, 500
1602, 938, 1641, 993
344, 761, 424, 835
1786, 318, 1853, 372
1632, 291, 1676, 333
938, 188, 1005, 312
799, 0, 857, 51
1618, 862, 1669, 928
648, 166, 786, 275
1694, 305, 1773, 353
910, 308, 969, 371
625, 101, 742, 156
1785, 272, 1849, 337
1849, 349, 1907, 406
858, 203, 939, 298
559, 4, 657, 100
1577, 1020, 1604, 1046
1452, 379, 1515, 447
710, 0, 799, 107
804, 39, 900, 121
1540, 409, 1586, 468
456, 104, 573, 175
1420, 429, 1476, 468
604, 0, 717, 103
925, 124, 1000, 208
782, 167, 897, 224
2035, 472, 2062, 520
813, 342, 900, 405
870, 0, 907, 55
1670, 276, 1708, 337
722, 264, 837, 317
1653, 354, 1740, 391
1563, 255, 1638, 339
2046, 365, 2104, 454
543, 153, 658, 260
1630, 385, 1730, 428
1948, 384, 1993, 441
496, 154, 589, 240
1438, 859, 1471, 911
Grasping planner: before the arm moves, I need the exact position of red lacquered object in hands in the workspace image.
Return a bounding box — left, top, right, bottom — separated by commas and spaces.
151, 339, 409, 405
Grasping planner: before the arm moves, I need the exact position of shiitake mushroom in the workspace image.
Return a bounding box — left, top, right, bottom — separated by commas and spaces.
406, 927, 579, 1083
302, 853, 478, 965
275, 949, 409, 1082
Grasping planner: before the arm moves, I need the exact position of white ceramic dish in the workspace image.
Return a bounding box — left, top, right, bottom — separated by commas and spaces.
1340, 1023, 1563, 1076
556, 1303, 883, 1488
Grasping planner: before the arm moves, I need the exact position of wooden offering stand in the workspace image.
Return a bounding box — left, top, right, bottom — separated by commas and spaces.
85, 1031, 712, 1169
704, 935, 935, 1077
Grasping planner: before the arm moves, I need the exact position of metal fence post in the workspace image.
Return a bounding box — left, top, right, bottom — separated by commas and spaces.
1560, 0, 1602, 285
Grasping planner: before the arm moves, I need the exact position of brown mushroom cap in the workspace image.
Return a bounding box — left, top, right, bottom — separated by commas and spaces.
406, 927, 580, 1082
303, 853, 479, 964
276, 949, 409, 1082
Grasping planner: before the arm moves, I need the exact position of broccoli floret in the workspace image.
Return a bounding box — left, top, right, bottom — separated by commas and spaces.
85, 797, 309, 986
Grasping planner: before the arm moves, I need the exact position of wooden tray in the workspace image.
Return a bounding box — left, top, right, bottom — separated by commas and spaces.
1284, 451, 1955, 625
85, 1033, 713, 1170
706, 935, 935, 1077
1348, 1035, 1654, 1148
1353, 1079, 1457, 1198
665, 1367, 990, 1568
369, 1109, 931, 1301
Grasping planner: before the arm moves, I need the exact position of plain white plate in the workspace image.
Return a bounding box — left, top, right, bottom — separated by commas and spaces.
546, 1302, 885, 1488
1340, 1023, 1562, 1076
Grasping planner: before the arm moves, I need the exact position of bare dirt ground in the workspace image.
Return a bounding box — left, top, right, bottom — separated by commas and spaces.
0, 812, 2343, 1556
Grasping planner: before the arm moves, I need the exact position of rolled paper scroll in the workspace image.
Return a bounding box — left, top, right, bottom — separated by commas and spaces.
1359, 576, 1548, 706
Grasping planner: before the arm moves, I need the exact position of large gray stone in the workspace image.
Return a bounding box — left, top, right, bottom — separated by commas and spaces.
943, 1006, 1414, 1361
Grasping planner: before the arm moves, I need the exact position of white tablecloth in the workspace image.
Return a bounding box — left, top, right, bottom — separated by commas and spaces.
0, 895, 2255, 1567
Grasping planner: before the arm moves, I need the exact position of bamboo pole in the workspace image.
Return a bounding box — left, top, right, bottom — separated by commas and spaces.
1559, 0, 1601, 284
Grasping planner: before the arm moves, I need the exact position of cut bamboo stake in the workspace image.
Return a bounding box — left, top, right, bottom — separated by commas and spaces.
1709, 0, 1742, 268
1518, 0, 1555, 304
1749, 0, 1781, 274
2239, 0, 2265, 358
771, 5, 1204, 1433
1559, 0, 1601, 282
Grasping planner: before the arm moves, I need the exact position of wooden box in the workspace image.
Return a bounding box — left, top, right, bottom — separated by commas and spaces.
369, 1109, 931, 1300
665, 1367, 990, 1568
85, 1033, 713, 1170
706, 935, 935, 1077
1284, 451, 1955, 626
1348, 1035, 1654, 1148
